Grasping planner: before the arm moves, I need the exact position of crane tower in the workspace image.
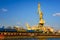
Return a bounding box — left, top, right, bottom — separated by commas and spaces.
38, 3, 45, 27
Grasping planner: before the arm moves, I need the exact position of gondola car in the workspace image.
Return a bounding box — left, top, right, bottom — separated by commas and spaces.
4, 29, 17, 32
0, 26, 17, 32
26, 30, 36, 33
0, 26, 5, 32
0, 29, 17, 32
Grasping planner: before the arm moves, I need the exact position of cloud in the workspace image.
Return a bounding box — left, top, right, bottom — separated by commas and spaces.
16, 22, 23, 26
2, 8, 8, 12
0, 8, 8, 12
53, 13, 60, 16
17, 22, 21, 25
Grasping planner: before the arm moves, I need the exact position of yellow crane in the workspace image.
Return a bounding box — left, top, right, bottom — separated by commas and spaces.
38, 3, 45, 27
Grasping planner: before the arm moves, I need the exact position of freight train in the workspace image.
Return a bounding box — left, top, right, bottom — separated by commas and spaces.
0, 26, 17, 32
0, 26, 36, 32
0, 26, 55, 33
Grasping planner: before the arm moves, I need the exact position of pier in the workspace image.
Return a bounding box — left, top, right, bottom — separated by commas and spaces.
0, 32, 60, 40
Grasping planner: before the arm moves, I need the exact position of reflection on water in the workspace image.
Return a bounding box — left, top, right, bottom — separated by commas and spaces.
48, 38, 60, 40
4, 38, 38, 40
3, 38, 60, 40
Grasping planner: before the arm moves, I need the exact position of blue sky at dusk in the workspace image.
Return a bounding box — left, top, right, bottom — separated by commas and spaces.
0, 0, 60, 30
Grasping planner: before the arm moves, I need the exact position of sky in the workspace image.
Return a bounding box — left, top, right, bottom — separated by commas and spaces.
0, 0, 60, 30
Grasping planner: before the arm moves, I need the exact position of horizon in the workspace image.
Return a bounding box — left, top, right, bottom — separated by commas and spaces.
0, 0, 60, 30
